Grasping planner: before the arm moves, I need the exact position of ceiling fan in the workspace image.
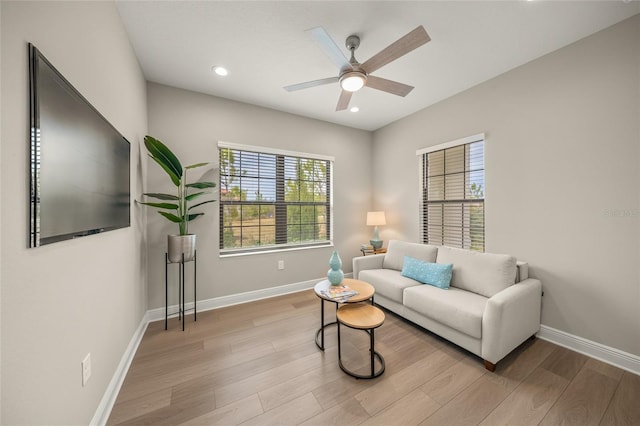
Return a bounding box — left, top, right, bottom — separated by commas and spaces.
284, 25, 430, 111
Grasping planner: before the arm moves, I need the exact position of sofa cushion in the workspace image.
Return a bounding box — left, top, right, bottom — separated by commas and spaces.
383, 240, 438, 271
404, 284, 488, 339
401, 256, 453, 289
436, 246, 517, 298
359, 269, 421, 304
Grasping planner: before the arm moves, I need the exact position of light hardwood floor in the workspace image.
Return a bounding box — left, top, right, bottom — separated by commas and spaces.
108, 289, 640, 426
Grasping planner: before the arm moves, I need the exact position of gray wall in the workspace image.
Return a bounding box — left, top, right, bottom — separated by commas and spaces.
0, 1, 148, 424
373, 15, 640, 356
146, 83, 373, 309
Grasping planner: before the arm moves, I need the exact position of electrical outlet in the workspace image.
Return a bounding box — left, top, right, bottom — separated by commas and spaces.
278, 260, 285, 270
82, 353, 92, 387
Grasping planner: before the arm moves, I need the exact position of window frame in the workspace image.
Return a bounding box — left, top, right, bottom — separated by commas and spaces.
218, 141, 334, 256
417, 133, 485, 252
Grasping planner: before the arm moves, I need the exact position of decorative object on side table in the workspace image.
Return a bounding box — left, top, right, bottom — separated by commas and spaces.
327, 250, 344, 285
360, 244, 387, 256
137, 135, 216, 262
319, 284, 358, 302
366, 211, 386, 250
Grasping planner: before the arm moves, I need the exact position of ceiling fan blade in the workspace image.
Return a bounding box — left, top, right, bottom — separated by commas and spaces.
336, 90, 352, 111
284, 76, 338, 92
307, 27, 351, 71
366, 75, 414, 97
361, 26, 430, 74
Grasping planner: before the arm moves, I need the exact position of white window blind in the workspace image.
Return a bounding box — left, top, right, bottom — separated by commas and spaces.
218, 142, 332, 254
418, 134, 485, 252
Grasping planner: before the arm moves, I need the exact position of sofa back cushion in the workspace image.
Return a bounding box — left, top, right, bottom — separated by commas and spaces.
435, 246, 517, 298
383, 240, 438, 271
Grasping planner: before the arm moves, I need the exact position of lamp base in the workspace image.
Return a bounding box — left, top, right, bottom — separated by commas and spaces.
370, 239, 383, 250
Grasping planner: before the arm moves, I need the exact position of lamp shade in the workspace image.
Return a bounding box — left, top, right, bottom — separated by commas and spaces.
366, 211, 386, 227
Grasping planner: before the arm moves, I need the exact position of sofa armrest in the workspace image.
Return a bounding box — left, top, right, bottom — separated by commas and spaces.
482, 278, 542, 364
352, 254, 385, 280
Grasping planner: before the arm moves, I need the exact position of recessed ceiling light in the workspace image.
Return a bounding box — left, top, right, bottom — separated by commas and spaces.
212, 66, 228, 76
350, 106, 360, 113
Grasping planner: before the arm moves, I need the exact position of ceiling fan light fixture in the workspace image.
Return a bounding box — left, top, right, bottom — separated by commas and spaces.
340, 71, 366, 92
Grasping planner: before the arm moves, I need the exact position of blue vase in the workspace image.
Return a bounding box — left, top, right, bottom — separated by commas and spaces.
327, 250, 344, 285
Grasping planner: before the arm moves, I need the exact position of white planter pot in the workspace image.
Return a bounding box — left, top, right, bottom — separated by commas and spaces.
168, 234, 196, 263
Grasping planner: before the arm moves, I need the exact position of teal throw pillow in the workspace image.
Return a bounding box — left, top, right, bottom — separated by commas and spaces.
401, 256, 453, 289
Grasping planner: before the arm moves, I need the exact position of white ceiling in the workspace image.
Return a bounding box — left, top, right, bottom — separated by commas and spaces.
116, 1, 639, 131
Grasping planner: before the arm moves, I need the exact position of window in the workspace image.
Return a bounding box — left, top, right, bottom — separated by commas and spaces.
418, 134, 485, 252
218, 142, 332, 254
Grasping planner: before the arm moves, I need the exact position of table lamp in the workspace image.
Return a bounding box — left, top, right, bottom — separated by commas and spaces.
367, 211, 386, 250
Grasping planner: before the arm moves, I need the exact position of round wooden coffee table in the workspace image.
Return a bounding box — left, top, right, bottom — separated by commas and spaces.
313, 278, 375, 351
337, 303, 386, 379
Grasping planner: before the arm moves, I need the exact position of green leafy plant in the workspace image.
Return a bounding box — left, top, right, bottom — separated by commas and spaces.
138, 135, 216, 235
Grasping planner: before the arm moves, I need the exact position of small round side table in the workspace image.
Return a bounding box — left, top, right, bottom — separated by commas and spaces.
337, 303, 386, 379
313, 278, 375, 351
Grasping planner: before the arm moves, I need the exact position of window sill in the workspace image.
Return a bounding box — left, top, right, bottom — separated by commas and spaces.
219, 242, 333, 258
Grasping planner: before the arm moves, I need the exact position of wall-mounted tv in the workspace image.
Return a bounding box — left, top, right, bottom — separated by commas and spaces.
29, 43, 131, 247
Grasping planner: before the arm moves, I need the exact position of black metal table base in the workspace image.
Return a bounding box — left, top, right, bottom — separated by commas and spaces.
337, 321, 385, 379
315, 295, 375, 351
165, 251, 197, 331
315, 298, 340, 351
315, 321, 337, 350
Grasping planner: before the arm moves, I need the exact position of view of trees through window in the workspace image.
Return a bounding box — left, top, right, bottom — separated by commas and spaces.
219, 146, 331, 252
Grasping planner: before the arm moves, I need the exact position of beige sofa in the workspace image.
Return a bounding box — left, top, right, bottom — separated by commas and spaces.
353, 240, 542, 371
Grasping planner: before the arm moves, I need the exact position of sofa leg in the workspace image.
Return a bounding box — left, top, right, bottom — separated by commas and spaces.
483, 360, 496, 372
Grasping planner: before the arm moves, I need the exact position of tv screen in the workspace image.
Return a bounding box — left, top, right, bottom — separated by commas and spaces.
29, 43, 131, 247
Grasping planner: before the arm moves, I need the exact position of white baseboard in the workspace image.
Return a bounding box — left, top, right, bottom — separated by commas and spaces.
90, 312, 150, 426
537, 325, 640, 375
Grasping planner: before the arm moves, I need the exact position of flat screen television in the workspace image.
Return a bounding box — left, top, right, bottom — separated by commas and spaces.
29, 43, 131, 247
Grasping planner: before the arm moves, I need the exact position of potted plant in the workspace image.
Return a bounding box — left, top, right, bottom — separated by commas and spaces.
138, 135, 216, 262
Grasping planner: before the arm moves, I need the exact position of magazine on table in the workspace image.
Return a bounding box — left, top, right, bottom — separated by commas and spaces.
320, 284, 359, 302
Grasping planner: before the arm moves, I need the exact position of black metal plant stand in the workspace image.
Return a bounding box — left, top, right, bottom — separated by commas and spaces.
165, 250, 197, 331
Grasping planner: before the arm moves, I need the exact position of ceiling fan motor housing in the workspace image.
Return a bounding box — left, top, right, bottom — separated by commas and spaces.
346, 34, 361, 65
345, 35, 360, 52
341, 35, 366, 92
